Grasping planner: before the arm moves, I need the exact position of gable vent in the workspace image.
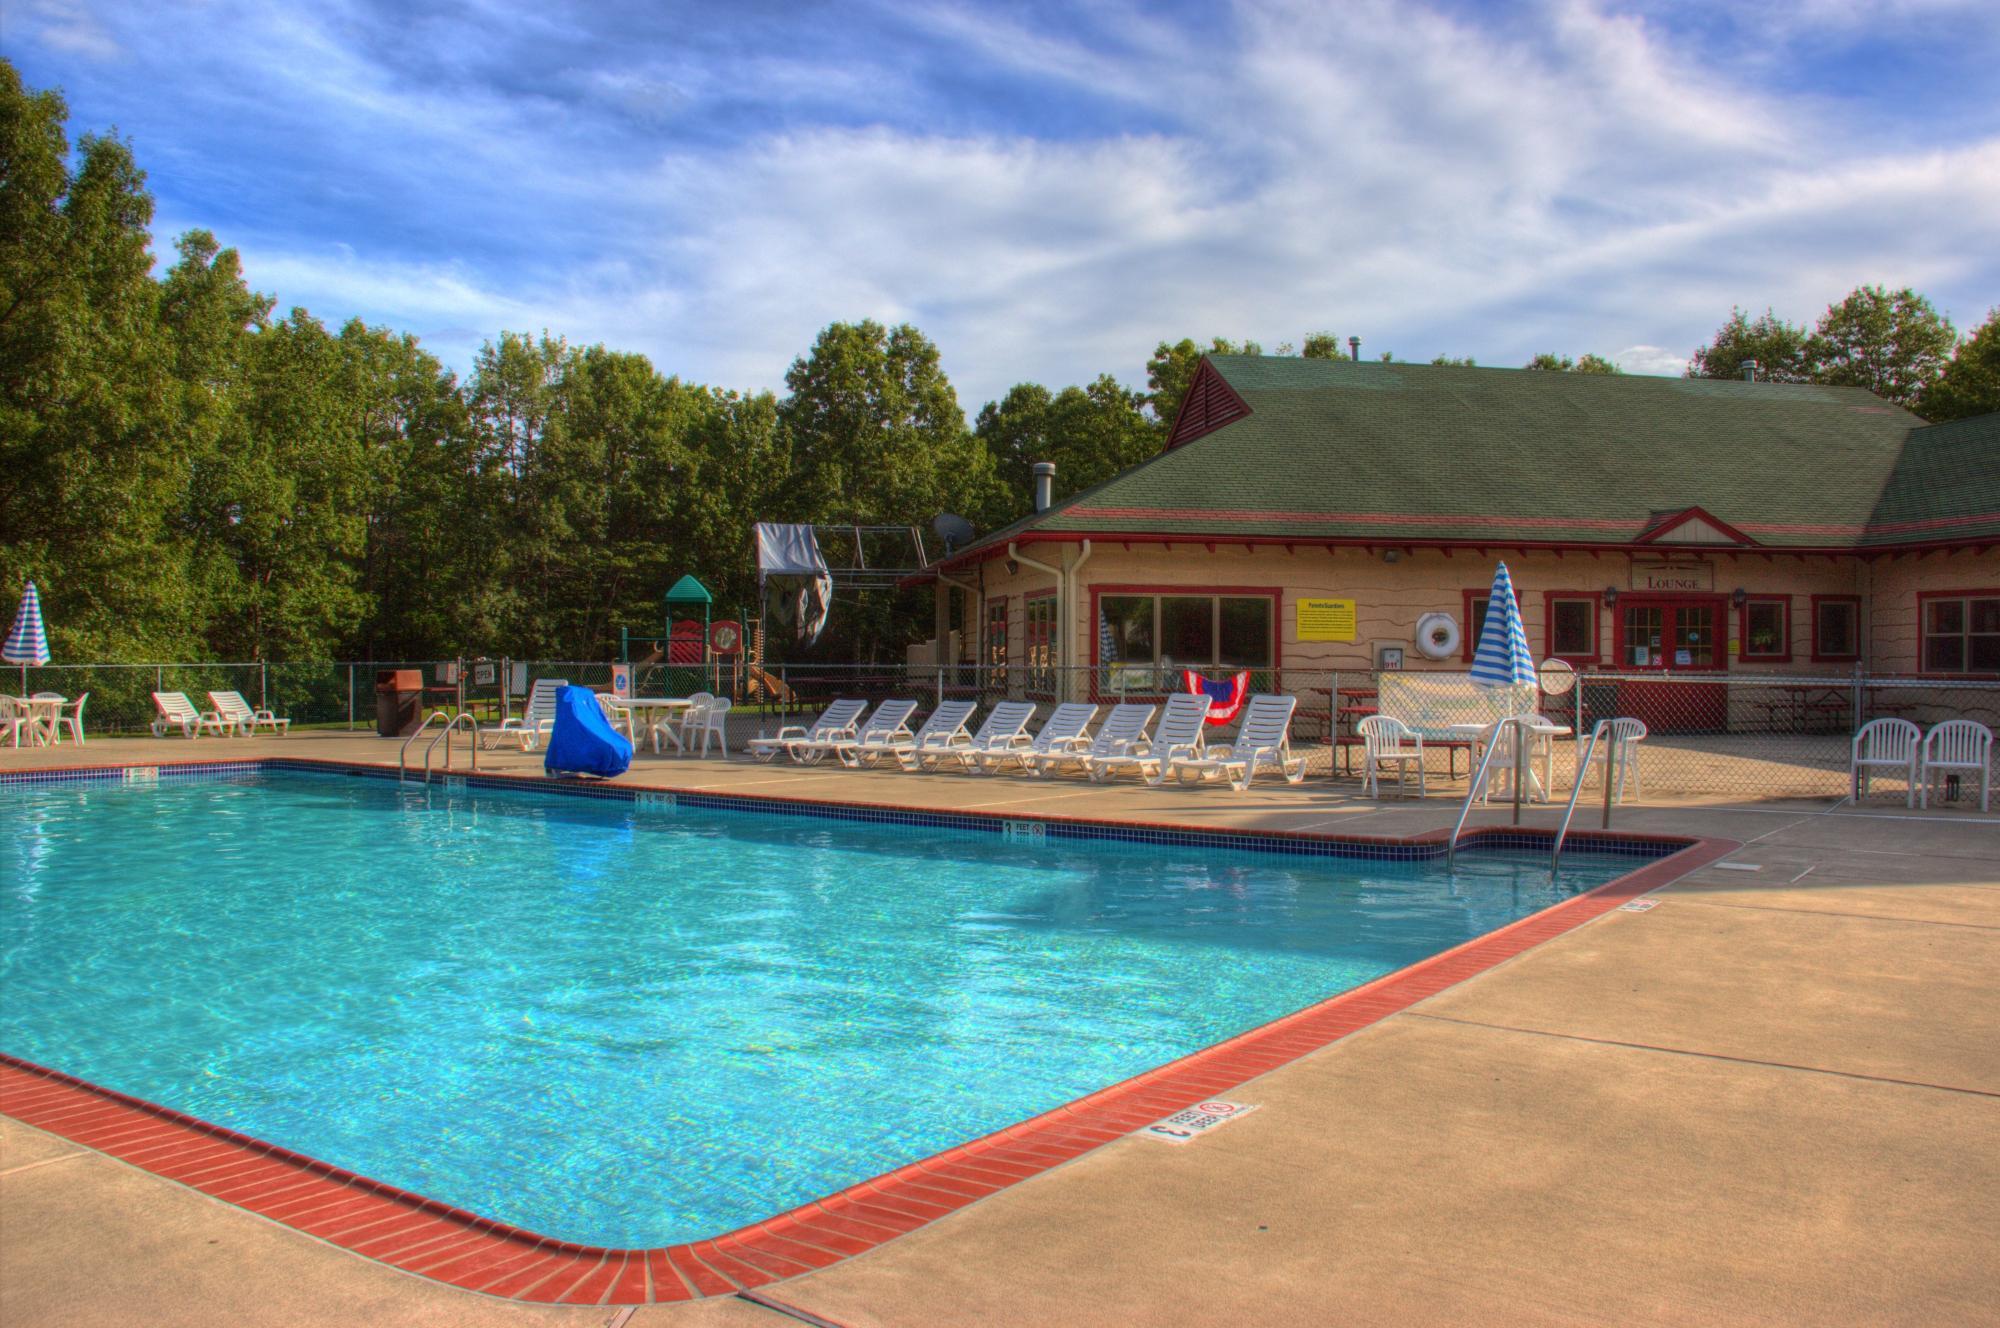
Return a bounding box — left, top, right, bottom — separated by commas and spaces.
1164, 360, 1253, 450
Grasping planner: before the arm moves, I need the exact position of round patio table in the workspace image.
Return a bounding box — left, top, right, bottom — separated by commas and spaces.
605, 696, 694, 749
4, 696, 66, 748
1447, 719, 1573, 802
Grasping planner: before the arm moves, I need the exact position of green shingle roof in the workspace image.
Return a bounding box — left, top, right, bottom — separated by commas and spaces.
947, 357, 1999, 562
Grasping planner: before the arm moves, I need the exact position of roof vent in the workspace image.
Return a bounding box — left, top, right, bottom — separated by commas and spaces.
1741, 359, 1758, 382
1032, 461, 1055, 514
1348, 336, 1361, 363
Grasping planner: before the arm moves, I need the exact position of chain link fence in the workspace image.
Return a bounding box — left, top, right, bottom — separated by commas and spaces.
14, 659, 1999, 808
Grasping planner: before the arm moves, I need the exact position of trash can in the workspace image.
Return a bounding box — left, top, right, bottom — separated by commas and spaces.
374, 669, 424, 737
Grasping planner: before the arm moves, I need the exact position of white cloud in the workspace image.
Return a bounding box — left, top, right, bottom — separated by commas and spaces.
15, 0, 123, 60
93, 0, 2000, 400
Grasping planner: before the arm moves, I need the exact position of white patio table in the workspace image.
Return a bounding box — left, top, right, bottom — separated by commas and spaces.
605, 696, 694, 750
1446, 718, 1573, 802
4, 696, 65, 748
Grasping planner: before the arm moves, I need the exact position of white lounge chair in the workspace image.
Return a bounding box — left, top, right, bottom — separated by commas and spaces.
209, 690, 290, 736
875, 701, 977, 770
968, 703, 1098, 774
746, 699, 867, 763
1358, 714, 1425, 798
480, 678, 566, 751
1029, 703, 1156, 778
151, 691, 232, 738
1087, 693, 1211, 783
811, 700, 919, 766
1850, 717, 1920, 807
1920, 719, 1992, 812
929, 701, 1039, 770
1161, 694, 1306, 792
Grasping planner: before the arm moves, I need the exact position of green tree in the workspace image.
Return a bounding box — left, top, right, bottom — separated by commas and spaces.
1145, 336, 1263, 426
975, 374, 1158, 522
1430, 355, 1477, 367
1525, 352, 1619, 373
0, 61, 194, 659
1919, 308, 2000, 422
1301, 332, 1347, 360
1805, 285, 1957, 408
1687, 308, 1813, 383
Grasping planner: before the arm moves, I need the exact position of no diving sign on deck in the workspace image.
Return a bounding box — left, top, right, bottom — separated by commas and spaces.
1138, 1100, 1260, 1144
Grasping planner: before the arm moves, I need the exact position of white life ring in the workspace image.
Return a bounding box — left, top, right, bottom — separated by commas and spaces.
1414, 612, 1461, 660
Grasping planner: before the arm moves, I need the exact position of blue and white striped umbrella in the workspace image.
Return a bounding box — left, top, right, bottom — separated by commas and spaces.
1468, 562, 1536, 689
3, 582, 50, 668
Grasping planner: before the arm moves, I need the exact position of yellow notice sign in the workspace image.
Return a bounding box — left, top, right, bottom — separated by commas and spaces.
1297, 598, 1357, 642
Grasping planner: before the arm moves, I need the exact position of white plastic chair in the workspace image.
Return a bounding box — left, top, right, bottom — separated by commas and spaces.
208, 690, 290, 736
690, 696, 731, 757
53, 692, 88, 745
1358, 715, 1425, 798
969, 703, 1099, 774
1088, 693, 1211, 783
1031, 702, 1156, 778
807, 700, 918, 766
1921, 720, 1992, 812
1850, 717, 1919, 807
151, 691, 231, 738
1605, 716, 1648, 803
0, 698, 22, 748
890, 701, 982, 770
481, 678, 567, 751
1161, 695, 1306, 792
746, 698, 866, 763
934, 701, 1040, 770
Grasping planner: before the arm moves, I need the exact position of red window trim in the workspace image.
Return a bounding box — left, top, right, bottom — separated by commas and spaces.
1461, 587, 1520, 663
1915, 587, 2000, 674
1087, 584, 1284, 701
1737, 595, 1792, 663
1541, 590, 1603, 666
1610, 594, 1729, 671
1809, 594, 1862, 663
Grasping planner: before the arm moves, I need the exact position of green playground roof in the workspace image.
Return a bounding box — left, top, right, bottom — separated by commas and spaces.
663, 574, 713, 603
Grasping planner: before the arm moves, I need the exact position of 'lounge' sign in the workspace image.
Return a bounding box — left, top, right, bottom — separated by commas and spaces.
1630, 559, 1713, 592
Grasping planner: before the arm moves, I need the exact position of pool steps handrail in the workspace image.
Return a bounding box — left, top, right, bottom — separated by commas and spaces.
1444, 715, 1537, 871
1549, 718, 1615, 871
398, 711, 482, 784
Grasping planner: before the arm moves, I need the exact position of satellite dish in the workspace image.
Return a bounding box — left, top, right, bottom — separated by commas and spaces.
932, 512, 976, 553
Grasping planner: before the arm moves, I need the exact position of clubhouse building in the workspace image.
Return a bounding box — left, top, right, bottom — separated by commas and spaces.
920, 355, 2000, 721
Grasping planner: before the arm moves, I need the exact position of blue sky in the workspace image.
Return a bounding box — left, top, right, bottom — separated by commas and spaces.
6, 0, 1997, 407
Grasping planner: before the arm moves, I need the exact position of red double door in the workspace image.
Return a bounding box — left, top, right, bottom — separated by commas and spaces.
1613, 595, 1727, 733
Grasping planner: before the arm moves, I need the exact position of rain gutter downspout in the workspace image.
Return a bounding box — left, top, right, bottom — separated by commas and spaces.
1066, 541, 1094, 701
1008, 542, 1065, 671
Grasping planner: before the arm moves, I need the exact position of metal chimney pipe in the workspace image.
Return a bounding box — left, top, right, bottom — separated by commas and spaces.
1348, 336, 1361, 362
1032, 461, 1055, 514
1741, 359, 1758, 382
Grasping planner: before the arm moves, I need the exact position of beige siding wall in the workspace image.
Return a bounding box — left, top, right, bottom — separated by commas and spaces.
961, 541, 2000, 684
1867, 550, 2000, 673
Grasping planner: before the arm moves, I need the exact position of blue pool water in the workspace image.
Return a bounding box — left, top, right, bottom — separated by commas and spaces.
0, 771, 1645, 1246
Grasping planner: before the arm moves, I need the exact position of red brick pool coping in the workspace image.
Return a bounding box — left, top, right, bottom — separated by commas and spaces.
0, 756, 1736, 1305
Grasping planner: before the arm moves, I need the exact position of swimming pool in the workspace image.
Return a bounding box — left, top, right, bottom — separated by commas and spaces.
2, 767, 1657, 1248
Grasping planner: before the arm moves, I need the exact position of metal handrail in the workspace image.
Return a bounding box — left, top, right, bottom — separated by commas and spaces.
398, 711, 447, 783
1445, 715, 1537, 869
1551, 719, 1616, 870
422, 713, 480, 785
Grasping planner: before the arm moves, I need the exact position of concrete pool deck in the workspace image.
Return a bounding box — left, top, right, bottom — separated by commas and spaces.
3, 732, 1997, 1325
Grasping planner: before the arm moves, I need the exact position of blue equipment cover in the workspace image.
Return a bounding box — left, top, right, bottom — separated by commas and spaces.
544, 685, 633, 778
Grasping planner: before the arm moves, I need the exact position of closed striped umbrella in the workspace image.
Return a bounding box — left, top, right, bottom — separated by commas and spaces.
4, 581, 50, 690
1468, 562, 1536, 690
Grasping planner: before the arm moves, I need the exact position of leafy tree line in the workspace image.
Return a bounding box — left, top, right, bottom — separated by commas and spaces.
3, 63, 1993, 667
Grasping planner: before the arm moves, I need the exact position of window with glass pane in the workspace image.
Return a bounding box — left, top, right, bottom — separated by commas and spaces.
1742, 599, 1786, 658
1101, 596, 1153, 663
1925, 599, 1966, 671
1975, 598, 2000, 671
985, 599, 1008, 683
1549, 598, 1595, 659
1815, 599, 1857, 658
1159, 597, 1214, 666
1025, 595, 1057, 691
1467, 594, 1490, 656
1219, 598, 1273, 667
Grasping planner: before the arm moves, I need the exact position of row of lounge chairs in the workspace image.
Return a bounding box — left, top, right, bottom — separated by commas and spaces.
151, 690, 289, 737
747, 693, 1307, 791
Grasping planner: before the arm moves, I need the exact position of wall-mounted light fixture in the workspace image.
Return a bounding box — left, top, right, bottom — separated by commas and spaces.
1604, 586, 1620, 608
1006, 559, 1020, 576
1730, 587, 1747, 608
1382, 548, 1401, 564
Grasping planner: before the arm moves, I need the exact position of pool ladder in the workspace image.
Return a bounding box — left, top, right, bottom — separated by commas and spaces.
1446, 717, 1618, 873
398, 712, 481, 785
